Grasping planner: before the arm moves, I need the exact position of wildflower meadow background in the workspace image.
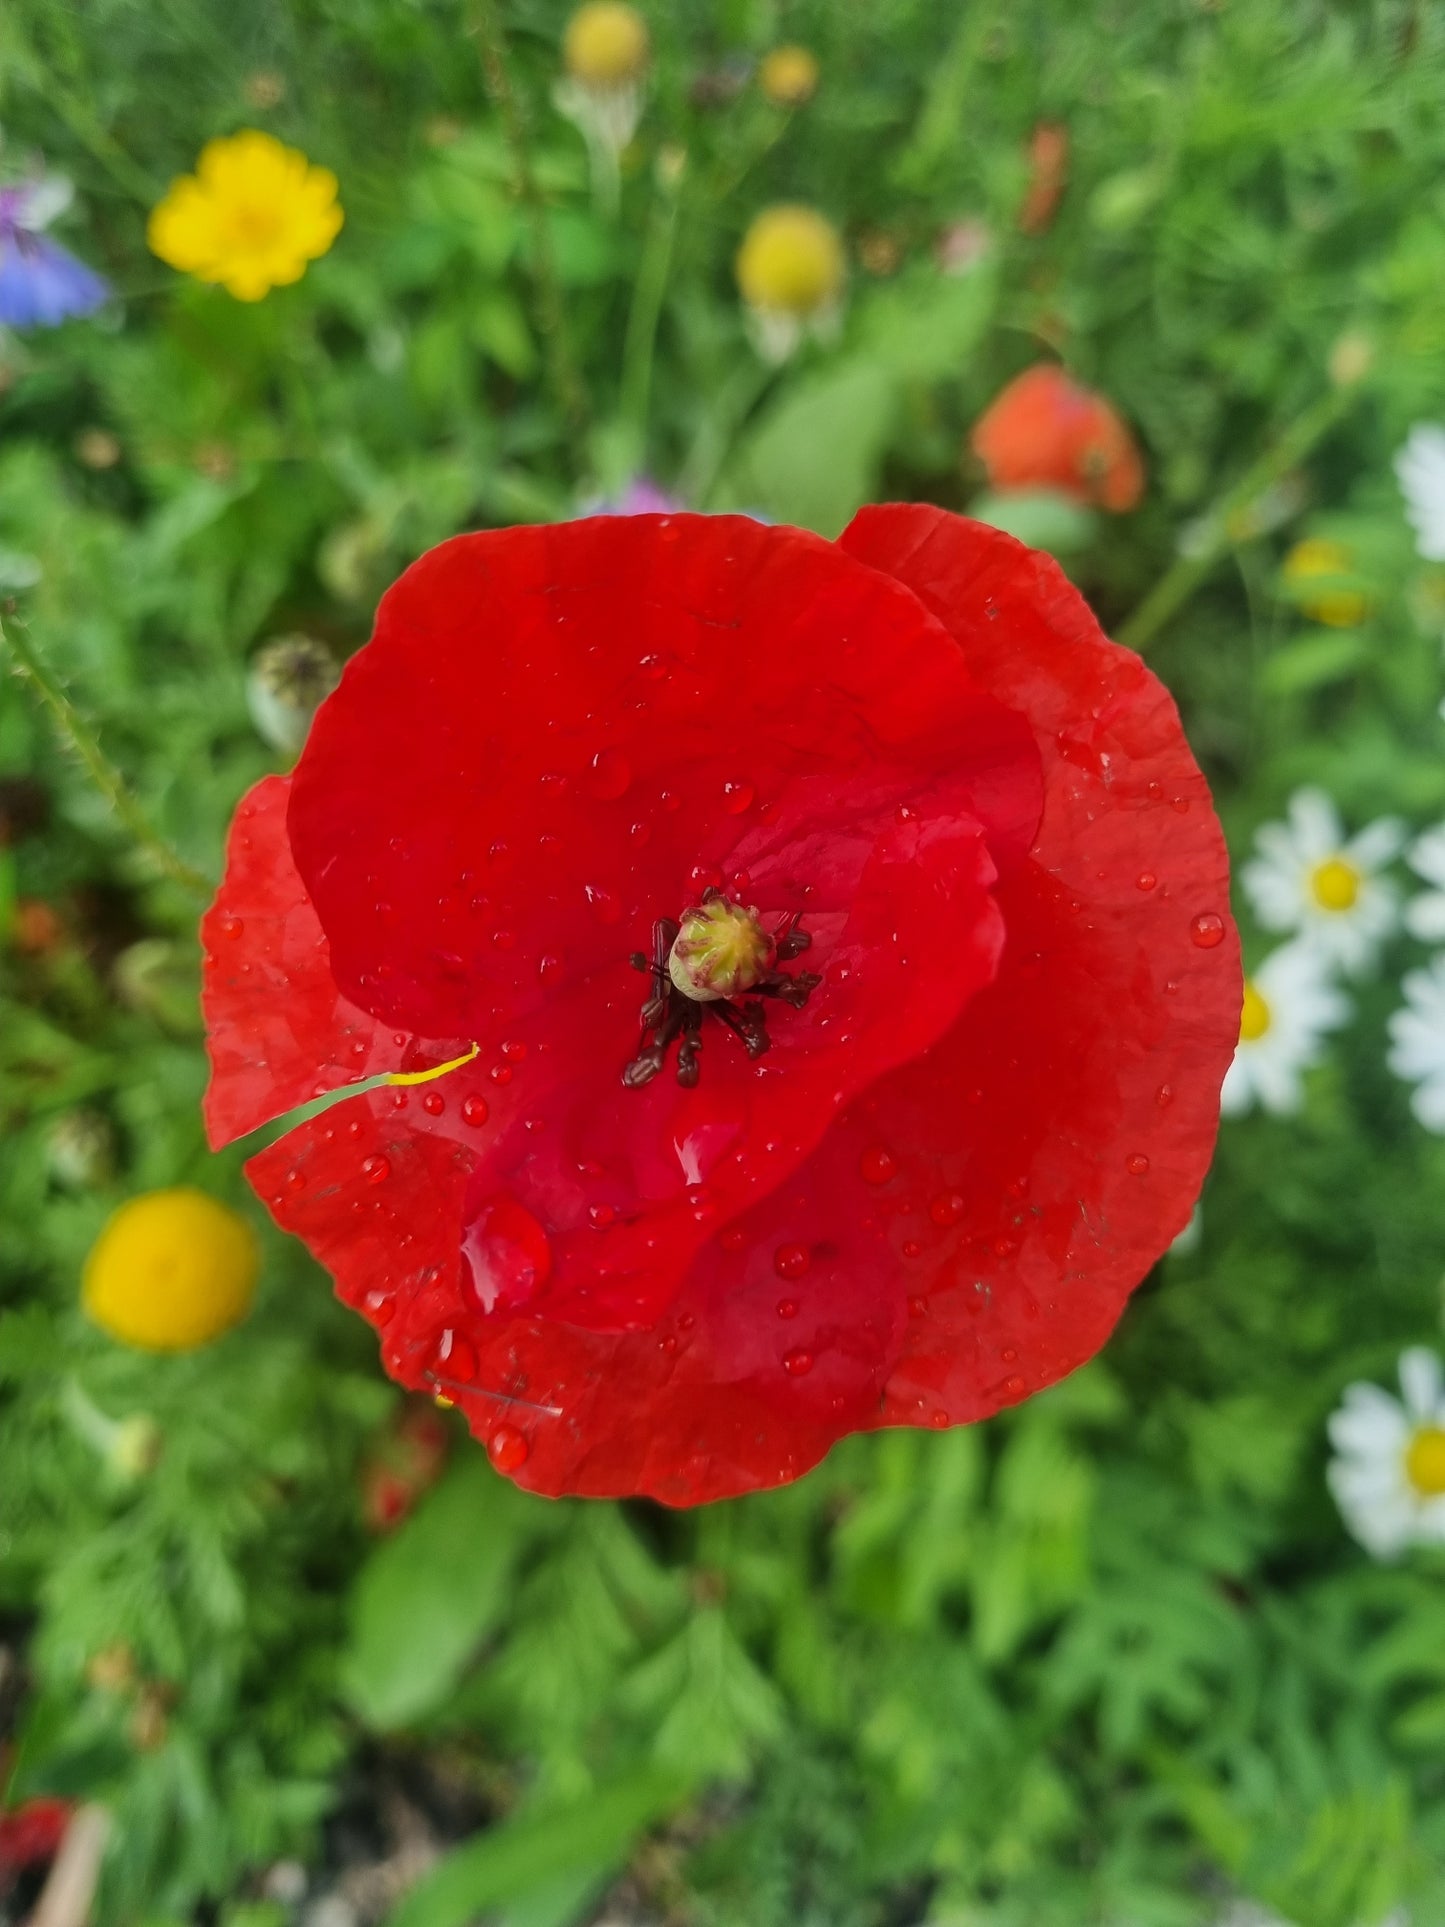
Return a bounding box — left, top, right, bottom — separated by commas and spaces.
6, 1, 1445, 1922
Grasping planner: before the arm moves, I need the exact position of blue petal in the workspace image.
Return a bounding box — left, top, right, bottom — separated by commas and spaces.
0, 234, 109, 328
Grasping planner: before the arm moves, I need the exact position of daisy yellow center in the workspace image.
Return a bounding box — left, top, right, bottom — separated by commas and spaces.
564, 2, 650, 85
1239, 980, 1271, 1043
1309, 855, 1361, 913
736, 206, 845, 317
1405, 1426, 1445, 1497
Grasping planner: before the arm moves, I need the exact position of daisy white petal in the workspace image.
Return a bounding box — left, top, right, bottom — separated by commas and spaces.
1327, 1349, 1445, 1560
1241, 787, 1402, 974
1395, 424, 1445, 563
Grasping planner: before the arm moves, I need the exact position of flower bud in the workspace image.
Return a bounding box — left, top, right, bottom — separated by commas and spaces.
1282, 537, 1368, 628
668, 898, 775, 1002
247, 633, 340, 755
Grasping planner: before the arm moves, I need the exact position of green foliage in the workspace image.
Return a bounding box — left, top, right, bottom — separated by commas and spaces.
6, 0, 1445, 1923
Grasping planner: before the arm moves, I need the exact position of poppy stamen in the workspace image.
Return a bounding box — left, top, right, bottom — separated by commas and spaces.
622, 900, 819, 1087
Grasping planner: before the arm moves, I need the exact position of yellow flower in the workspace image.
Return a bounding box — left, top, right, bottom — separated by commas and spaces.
147, 130, 343, 303
1282, 537, 1369, 628
564, 2, 650, 86
758, 45, 819, 107
83, 1188, 259, 1352
736, 205, 845, 318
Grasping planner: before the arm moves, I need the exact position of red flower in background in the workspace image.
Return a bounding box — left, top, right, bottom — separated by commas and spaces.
0, 1797, 72, 1878
1019, 121, 1069, 236
972, 365, 1145, 512
203, 510, 1237, 1505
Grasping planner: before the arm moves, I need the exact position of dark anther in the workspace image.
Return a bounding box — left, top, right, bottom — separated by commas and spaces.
622, 908, 820, 1088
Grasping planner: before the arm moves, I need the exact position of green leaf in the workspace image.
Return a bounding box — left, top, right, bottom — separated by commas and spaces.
340, 1455, 536, 1730
384, 1770, 688, 1927
731, 361, 897, 537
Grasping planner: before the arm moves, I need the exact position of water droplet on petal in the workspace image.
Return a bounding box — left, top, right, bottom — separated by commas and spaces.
1003, 1374, 1026, 1398
539, 953, 563, 985
361, 1155, 390, 1185
1190, 912, 1226, 948
284, 1167, 305, 1191
1126, 1152, 1150, 1176
488, 1424, 529, 1473
490, 1064, 513, 1086
720, 1225, 748, 1253
462, 1094, 490, 1127
588, 1203, 616, 1229
928, 1191, 965, 1227
588, 749, 632, 800
774, 1243, 811, 1279
930, 1409, 950, 1429
501, 1038, 527, 1061
1155, 1084, 1174, 1107
422, 1090, 445, 1116
783, 1349, 814, 1376
776, 1298, 799, 1319
1136, 871, 1157, 892
722, 779, 755, 815
219, 915, 244, 939
492, 928, 516, 950
463, 1196, 553, 1314
860, 1146, 897, 1185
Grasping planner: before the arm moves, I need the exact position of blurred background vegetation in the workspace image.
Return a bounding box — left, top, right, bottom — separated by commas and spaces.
5, 1, 1445, 1922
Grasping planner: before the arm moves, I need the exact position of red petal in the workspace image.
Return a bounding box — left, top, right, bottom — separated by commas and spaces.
836, 504, 1239, 1423
200, 776, 468, 1148
284, 516, 1039, 1327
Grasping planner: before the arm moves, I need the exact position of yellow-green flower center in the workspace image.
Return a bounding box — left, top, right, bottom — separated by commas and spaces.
1406, 1426, 1445, 1497
1310, 855, 1361, 913
1239, 980, 1271, 1043
669, 897, 775, 1002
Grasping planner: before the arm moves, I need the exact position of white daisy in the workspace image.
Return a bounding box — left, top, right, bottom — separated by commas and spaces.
1327, 1348, 1445, 1560
1387, 953, 1445, 1131
1241, 787, 1403, 974
1220, 942, 1350, 1117
1394, 423, 1445, 562
1402, 823, 1445, 943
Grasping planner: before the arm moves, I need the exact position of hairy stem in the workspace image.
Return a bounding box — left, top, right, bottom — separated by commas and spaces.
470, 0, 590, 440
2, 613, 212, 899
1118, 383, 1359, 655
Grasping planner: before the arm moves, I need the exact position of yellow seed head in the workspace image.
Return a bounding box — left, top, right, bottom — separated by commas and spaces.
1238, 980, 1271, 1043
564, 3, 650, 85
1406, 1425, 1445, 1497
759, 45, 819, 107
736, 205, 845, 317
1283, 537, 1368, 628
83, 1187, 259, 1352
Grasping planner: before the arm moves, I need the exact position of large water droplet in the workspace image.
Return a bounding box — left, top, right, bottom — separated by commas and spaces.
462, 1094, 490, 1127
462, 1196, 553, 1315
361, 1155, 390, 1185
722, 779, 755, 815
673, 1108, 743, 1185
487, 1424, 529, 1473
1190, 912, 1225, 948
928, 1191, 965, 1227
1126, 1152, 1150, 1176
773, 1242, 811, 1279
422, 1090, 445, 1116
588, 748, 632, 800
783, 1349, 814, 1377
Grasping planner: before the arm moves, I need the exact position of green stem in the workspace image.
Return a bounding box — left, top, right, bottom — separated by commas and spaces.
2, 614, 212, 900
681, 357, 776, 510
470, 0, 590, 441
893, 0, 1002, 190
1117, 384, 1357, 654
619, 160, 684, 445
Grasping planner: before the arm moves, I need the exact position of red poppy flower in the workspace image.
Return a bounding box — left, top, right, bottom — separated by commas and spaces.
203, 509, 1237, 1505
971, 365, 1145, 513
1018, 121, 1069, 236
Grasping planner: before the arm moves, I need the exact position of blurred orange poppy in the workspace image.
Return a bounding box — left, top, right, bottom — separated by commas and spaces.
971, 364, 1145, 512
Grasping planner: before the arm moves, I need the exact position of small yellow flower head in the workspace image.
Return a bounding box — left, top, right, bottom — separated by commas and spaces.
564, 3, 650, 86
1283, 537, 1368, 628
759, 45, 820, 108
147, 130, 343, 303
736, 205, 846, 362
83, 1188, 259, 1352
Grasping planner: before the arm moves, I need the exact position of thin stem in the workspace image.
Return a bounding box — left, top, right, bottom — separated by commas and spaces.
620, 157, 684, 445
1118, 384, 1357, 655
893, 0, 1002, 191
469, 0, 589, 441
681, 356, 777, 509
2, 613, 212, 900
